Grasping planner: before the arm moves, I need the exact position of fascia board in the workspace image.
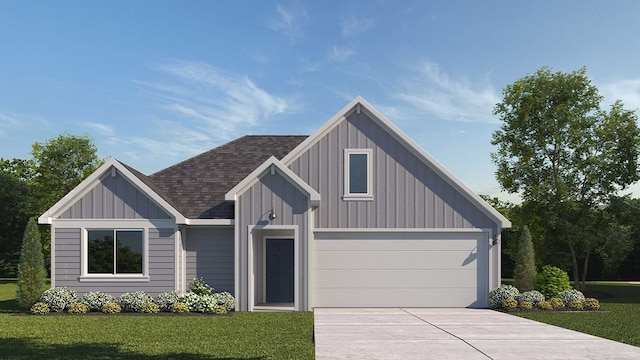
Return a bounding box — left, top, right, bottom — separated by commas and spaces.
225, 156, 320, 206
38, 158, 187, 224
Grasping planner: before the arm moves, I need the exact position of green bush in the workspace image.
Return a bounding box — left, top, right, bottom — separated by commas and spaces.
488, 284, 520, 308
80, 291, 114, 312
519, 301, 533, 310
155, 291, 180, 312
557, 289, 585, 305
584, 298, 601, 311
188, 277, 214, 296
514, 226, 537, 292
501, 297, 518, 310
141, 301, 160, 314
171, 302, 190, 313
39, 287, 79, 312
213, 304, 228, 315
30, 302, 50, 315
534, 265, 571, 299
68, 302, 88, 314
212, 291, 236, 311
568, 300, 584, 311
536, 300, 553, 310
118, 291, 153, 312
548, 297, 565, 309
101, 301, 122, 314
517, 290, 545, 305
17, 219, 47, 309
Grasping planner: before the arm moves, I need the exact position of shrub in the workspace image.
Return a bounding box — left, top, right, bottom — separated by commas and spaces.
179, 293, 222, 313
17, 218, 47, 309
488, 285, 520, 308
30, 302, 50, 315
118, 291, 153, 312
548, 297, 565, 309
171, 302, 190, 313
141, 301, 160, 314
212, 291, 236, 311
68, 302, 88, 314
519, 301, 533, 311
584, 298, 601, 311
536, 300, 553, 310
514, 226, 537, 292
517, 290, 545, 305
188, 277, 214, 296
101, 301, 122, 314
568, 300, 584, 311
39, 287, 78, 312
501, 297, 518, 310
155, 291, 180, 312
80, 292, 114, 312
179, 292, 202, 312
212, 304, 227, 315
556, 289, 585, 305
534, 265, 571, 299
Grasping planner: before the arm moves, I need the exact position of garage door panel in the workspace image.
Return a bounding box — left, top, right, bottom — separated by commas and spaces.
316, 250, 486, 270
312, 232, 489, 308
314, 288, 487, 308
315, 269, 488, 289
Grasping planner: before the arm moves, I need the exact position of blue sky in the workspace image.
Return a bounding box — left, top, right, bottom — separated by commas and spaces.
2, 1, 640, 202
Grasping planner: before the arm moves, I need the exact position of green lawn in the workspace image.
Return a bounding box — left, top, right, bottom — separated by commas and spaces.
510, 281, 640, 347
0, 280, 315, 359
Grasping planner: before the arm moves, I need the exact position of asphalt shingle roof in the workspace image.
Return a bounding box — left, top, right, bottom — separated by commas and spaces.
146, 135, 308, 219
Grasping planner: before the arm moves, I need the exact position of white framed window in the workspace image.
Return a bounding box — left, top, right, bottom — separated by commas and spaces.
343, 149, 374, 201
81, 229, 148, 281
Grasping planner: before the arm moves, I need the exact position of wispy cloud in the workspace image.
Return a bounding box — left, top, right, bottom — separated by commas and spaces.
267, 3, 308, 42
341, 15, 374, 37
328, 45, 356, 63
0, 112, 48, 138
600, 78, 640, 110
394, 60, 500, 123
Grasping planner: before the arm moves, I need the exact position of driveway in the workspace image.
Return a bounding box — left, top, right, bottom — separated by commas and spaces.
314, 308, 640, 360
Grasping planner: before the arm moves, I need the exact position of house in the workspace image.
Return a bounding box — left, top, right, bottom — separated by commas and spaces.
38, 96, 511, 311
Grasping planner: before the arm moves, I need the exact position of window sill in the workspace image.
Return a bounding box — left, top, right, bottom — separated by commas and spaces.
79, 275, 150, 282
342, 195, 374, 201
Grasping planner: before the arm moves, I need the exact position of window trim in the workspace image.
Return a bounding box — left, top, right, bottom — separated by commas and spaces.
80, 228, 149, 282
343, 148, 374, 201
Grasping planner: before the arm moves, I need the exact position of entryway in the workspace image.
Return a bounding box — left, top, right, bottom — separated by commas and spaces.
266, 238, 294, 303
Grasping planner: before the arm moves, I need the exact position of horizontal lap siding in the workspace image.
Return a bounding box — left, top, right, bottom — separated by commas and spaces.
53, 227, 176, 297
185, 227, 234, 294
289, 111, 497, 231
59, 169, 171, 220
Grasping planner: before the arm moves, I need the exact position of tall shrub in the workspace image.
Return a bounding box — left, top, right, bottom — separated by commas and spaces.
17, 218, 47, 308
514, 226, 537, 292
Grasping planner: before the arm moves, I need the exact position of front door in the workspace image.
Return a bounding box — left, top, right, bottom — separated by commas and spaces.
266, 239, 294, 303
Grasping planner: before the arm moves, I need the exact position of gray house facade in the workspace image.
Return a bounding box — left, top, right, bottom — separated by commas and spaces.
39, 96, 510, 311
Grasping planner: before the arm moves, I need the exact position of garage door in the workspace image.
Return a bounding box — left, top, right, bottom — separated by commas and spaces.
312, 231, 489, 308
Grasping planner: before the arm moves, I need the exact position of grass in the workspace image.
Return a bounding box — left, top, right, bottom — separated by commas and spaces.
0, 280, 315, 359
509, 281, 640, 347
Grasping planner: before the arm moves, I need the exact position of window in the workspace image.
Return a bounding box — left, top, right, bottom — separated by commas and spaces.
343, 149, 373, 200
87, 230, 143, 275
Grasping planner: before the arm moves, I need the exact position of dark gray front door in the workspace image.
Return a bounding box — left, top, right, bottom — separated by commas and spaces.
266, 239, 294, 303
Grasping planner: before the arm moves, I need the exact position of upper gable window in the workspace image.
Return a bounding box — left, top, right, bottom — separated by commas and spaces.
343, 149, 373, 201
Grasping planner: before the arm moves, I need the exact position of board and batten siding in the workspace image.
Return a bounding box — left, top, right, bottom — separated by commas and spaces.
53, 227, 176, 296
185, 227, 234, 294
236, 170, 311, 310
289, 111, 497, 231
59, 170, 171, 220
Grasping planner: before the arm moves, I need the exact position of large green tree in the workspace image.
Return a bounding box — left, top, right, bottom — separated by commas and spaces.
17, 218, 46, 308
491, 67, 640, 290
0, 170, 30, 277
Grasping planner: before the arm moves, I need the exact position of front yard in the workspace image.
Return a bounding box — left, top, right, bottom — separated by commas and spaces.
511, 282, 640, 347
0, 280, 315, 360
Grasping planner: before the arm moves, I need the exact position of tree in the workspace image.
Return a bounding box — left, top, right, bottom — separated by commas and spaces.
0, 168, 31, 277
17, 218, 47, 308
514, 226, 537, 291
491, 67, 640, 290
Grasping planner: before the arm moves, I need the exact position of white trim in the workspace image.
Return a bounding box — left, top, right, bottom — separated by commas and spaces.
37, 158, 186, 225
225, 156, 320, 206
50, 223, 56, 288
314, 227, 487, 233
233, 202, 240, 311
82, 228, 146, 278
343, 148, 374, 200
79, 276, 150, 282
184, 219, 234, 226
281, 96, 511, 229
50, 219, 176, 229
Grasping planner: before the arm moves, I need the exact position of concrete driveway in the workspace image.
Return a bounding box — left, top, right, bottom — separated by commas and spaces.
314, 308, 640, 360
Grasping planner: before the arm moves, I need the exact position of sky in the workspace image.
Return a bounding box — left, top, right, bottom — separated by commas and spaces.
2, 1, 640, 202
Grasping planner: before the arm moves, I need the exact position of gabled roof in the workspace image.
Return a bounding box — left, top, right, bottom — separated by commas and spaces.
282, 96, 512, 229
38, 158, 186, 224
150, 135, 307, 219
225, 156, 321, 206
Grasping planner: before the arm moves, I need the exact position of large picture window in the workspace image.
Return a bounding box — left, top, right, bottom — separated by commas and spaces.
343, 149, 373, 200
87, 230, 143, 274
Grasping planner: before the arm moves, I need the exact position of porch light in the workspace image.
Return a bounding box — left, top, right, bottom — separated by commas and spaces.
268, 209, 277, 221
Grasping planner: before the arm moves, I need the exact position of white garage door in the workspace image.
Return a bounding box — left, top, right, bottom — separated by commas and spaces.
312, 231, 489, 308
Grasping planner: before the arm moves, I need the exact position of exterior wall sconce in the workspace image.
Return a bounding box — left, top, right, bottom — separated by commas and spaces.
268, 209, 277, 221
492, 236, 499, 246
